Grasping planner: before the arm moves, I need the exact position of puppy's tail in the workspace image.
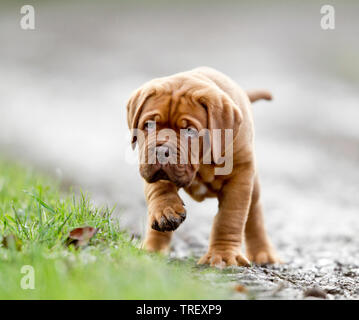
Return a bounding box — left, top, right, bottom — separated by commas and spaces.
246, 89, 273, 103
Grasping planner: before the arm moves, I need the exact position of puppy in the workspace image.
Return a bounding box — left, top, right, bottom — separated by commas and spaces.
126, 67, 280, 266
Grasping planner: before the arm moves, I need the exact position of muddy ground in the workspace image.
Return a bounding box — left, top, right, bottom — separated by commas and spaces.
1, 1, 359, 299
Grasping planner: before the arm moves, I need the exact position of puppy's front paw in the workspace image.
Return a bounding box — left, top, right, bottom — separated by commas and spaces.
197, 249, 250, 268
149, 203, 186, 232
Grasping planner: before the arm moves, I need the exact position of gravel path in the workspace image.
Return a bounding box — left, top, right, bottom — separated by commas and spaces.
1, 1, 358, 299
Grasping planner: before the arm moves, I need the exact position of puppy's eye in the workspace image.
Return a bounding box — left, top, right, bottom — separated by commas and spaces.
183, 127, 198, 138
144, 121, 156, 131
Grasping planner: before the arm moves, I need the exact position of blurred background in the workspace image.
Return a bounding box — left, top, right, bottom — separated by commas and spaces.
0, 0, 358, 297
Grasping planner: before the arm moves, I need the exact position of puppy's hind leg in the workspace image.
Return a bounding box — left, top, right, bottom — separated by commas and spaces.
245, 175, 281, 264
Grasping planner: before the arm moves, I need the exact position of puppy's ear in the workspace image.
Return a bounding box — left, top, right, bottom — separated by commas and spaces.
126, 85, 156, 149
193, 86, 242, 163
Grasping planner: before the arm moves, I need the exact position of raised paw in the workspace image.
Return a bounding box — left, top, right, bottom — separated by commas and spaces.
149, 202, 186, 232
197, 249, 250, 268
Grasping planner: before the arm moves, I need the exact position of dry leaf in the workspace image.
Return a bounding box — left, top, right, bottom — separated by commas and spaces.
66, 226, 98, 248
1, 234, 22, 251
234, 284, 247, 293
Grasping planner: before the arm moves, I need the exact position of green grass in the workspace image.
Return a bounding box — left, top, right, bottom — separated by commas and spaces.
0, 158, 228, 299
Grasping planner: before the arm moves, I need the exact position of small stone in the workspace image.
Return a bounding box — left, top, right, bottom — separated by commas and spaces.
303, 287, 327, 299
324, 286, 341, 295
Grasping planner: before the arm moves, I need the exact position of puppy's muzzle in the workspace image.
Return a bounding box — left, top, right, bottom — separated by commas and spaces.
140, 145, 195, 188
155, 145, 170, 164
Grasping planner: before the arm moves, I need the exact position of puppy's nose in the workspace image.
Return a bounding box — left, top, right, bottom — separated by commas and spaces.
156, 145, 170, 158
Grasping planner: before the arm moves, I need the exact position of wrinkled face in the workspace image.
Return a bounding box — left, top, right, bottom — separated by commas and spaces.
135, 93, 208, 188
128, 77, 242, 184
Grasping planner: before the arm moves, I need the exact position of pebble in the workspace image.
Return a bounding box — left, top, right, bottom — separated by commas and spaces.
303, 287, 327, 299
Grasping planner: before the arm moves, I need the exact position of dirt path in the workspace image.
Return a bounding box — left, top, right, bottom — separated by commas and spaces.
1, 2, 358, 299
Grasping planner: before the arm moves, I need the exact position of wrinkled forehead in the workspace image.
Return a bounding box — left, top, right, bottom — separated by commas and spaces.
141, 92, 207, 129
